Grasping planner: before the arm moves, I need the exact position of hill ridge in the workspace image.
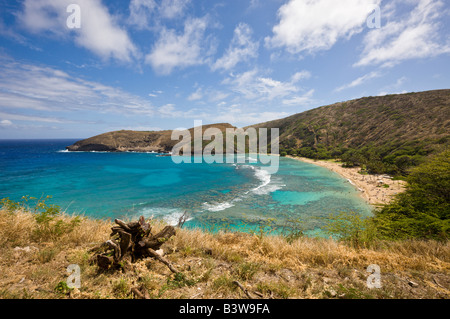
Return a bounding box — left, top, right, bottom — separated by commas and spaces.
67, 89, 450, 175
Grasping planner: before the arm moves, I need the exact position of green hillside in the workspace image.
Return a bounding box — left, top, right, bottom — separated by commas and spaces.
250, 89, 450, 176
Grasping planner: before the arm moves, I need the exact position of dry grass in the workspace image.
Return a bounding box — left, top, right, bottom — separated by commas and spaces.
0, 208, 449, 299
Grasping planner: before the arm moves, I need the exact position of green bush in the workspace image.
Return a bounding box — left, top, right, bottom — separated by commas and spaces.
373, 149, 450, 240
322, 211, 377, 247
1, 195, 81, 241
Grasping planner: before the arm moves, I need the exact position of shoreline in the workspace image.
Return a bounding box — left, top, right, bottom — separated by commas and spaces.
286, 156, 407, 207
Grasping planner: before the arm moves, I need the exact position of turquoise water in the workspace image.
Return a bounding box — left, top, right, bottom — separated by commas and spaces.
0, 139, 373, 236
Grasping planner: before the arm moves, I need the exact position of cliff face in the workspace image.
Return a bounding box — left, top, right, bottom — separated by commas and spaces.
66, 123, 236, 152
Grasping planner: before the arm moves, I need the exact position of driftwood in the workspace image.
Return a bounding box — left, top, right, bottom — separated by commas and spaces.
177, 211, 190, 228
233, 281, 255, 299
94, 216, 178, 273
131, 285, 150, 299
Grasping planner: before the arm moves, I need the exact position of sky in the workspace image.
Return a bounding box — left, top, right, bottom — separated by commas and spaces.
0, 0, 449, 139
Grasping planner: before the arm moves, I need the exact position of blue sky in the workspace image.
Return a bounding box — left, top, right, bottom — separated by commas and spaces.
0, 0, 449, 139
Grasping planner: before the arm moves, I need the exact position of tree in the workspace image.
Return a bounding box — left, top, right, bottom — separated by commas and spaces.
373, 149, 450, 240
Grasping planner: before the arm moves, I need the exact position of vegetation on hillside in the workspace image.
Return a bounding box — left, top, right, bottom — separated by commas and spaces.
372, 150, 450, 240
69, 90, 449, 175
257, 90, 450, 177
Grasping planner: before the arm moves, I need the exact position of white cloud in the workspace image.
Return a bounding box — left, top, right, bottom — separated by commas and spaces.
128, 0, 157, 30
18, 0, 137, 62
188, 88, 203, 101
356, 0, 450, 67
145, 17, 212, 74
110, 125, 163, 132
0, 57, 155, 118
186, 86, 230, 103
282, 89, 315, 106
377, 76, 409, 96
159, 0, 191, 19
265, 0, 380, 54
248, 0, 262, 10
212, 23, 259, 71
212, 109, 290, 126
377, 90, 408, 96
223, 69, 312, 103
291, 70, 311, 83
0, 119, 13, 127
158, 104, 179, 117
334, 71, 381, 92
0, 111, 68, 124
128, 0, 190, 29
0, 17, 41, 50
208, 90, 229, 102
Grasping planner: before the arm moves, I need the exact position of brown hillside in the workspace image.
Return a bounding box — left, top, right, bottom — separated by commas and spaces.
250, 89, 450, 152
66, 123, 236, 152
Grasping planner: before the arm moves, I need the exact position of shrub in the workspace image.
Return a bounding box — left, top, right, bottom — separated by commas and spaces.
373, 149, 450, 240
1, 196, 82, 241
322, 211, 377, 247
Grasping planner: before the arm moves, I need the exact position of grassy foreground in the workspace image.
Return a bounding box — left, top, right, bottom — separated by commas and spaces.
0, 205, 449, 300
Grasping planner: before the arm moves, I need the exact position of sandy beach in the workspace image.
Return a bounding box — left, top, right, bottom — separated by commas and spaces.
286, 156, 407, 207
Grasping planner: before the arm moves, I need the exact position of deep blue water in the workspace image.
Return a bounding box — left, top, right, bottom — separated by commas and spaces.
0, 139, 372, 236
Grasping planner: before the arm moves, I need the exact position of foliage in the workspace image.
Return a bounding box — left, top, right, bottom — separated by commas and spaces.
373, 149, 450, 240
1, 195, 81, 241
322, 211, 377, 247
275, 90, 450, 178
112, 278, 130, 298
235, 262, 260, 281
166, 272, 196, 288
281, 140, 435, 177
249, 217, 278, 240
279, 216, 304, 243
54, 281, 73, 295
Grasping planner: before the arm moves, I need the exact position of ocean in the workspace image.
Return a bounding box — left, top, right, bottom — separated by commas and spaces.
0, 139, 373, 236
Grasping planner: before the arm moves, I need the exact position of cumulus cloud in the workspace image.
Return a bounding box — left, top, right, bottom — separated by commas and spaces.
211, 108, 290, 126
265, 0, 380, 54
145, 17, 213, 74
128, 0, 157, 30
128, 0, 191, 29
355, 0, 450, 67
291, 70, 312, 83
187, 88, 203, 101
159, 0, 191, 19
223, 68, 313, 104
212, 23, 259, 71
18, 0, 137, 62
282, 89, 315, 106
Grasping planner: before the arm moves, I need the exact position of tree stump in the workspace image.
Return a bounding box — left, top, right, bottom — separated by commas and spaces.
94, 216, 178, 273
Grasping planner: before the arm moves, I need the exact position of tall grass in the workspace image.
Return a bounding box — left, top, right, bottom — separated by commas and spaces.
1, 197, 448, 299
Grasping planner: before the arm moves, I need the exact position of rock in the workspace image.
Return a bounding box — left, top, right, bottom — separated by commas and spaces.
13, 246, 38, 254
67, 143, 117, 152
328, 288, 337, 297
408, 280, 419, 288
155, 249, 164, 257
